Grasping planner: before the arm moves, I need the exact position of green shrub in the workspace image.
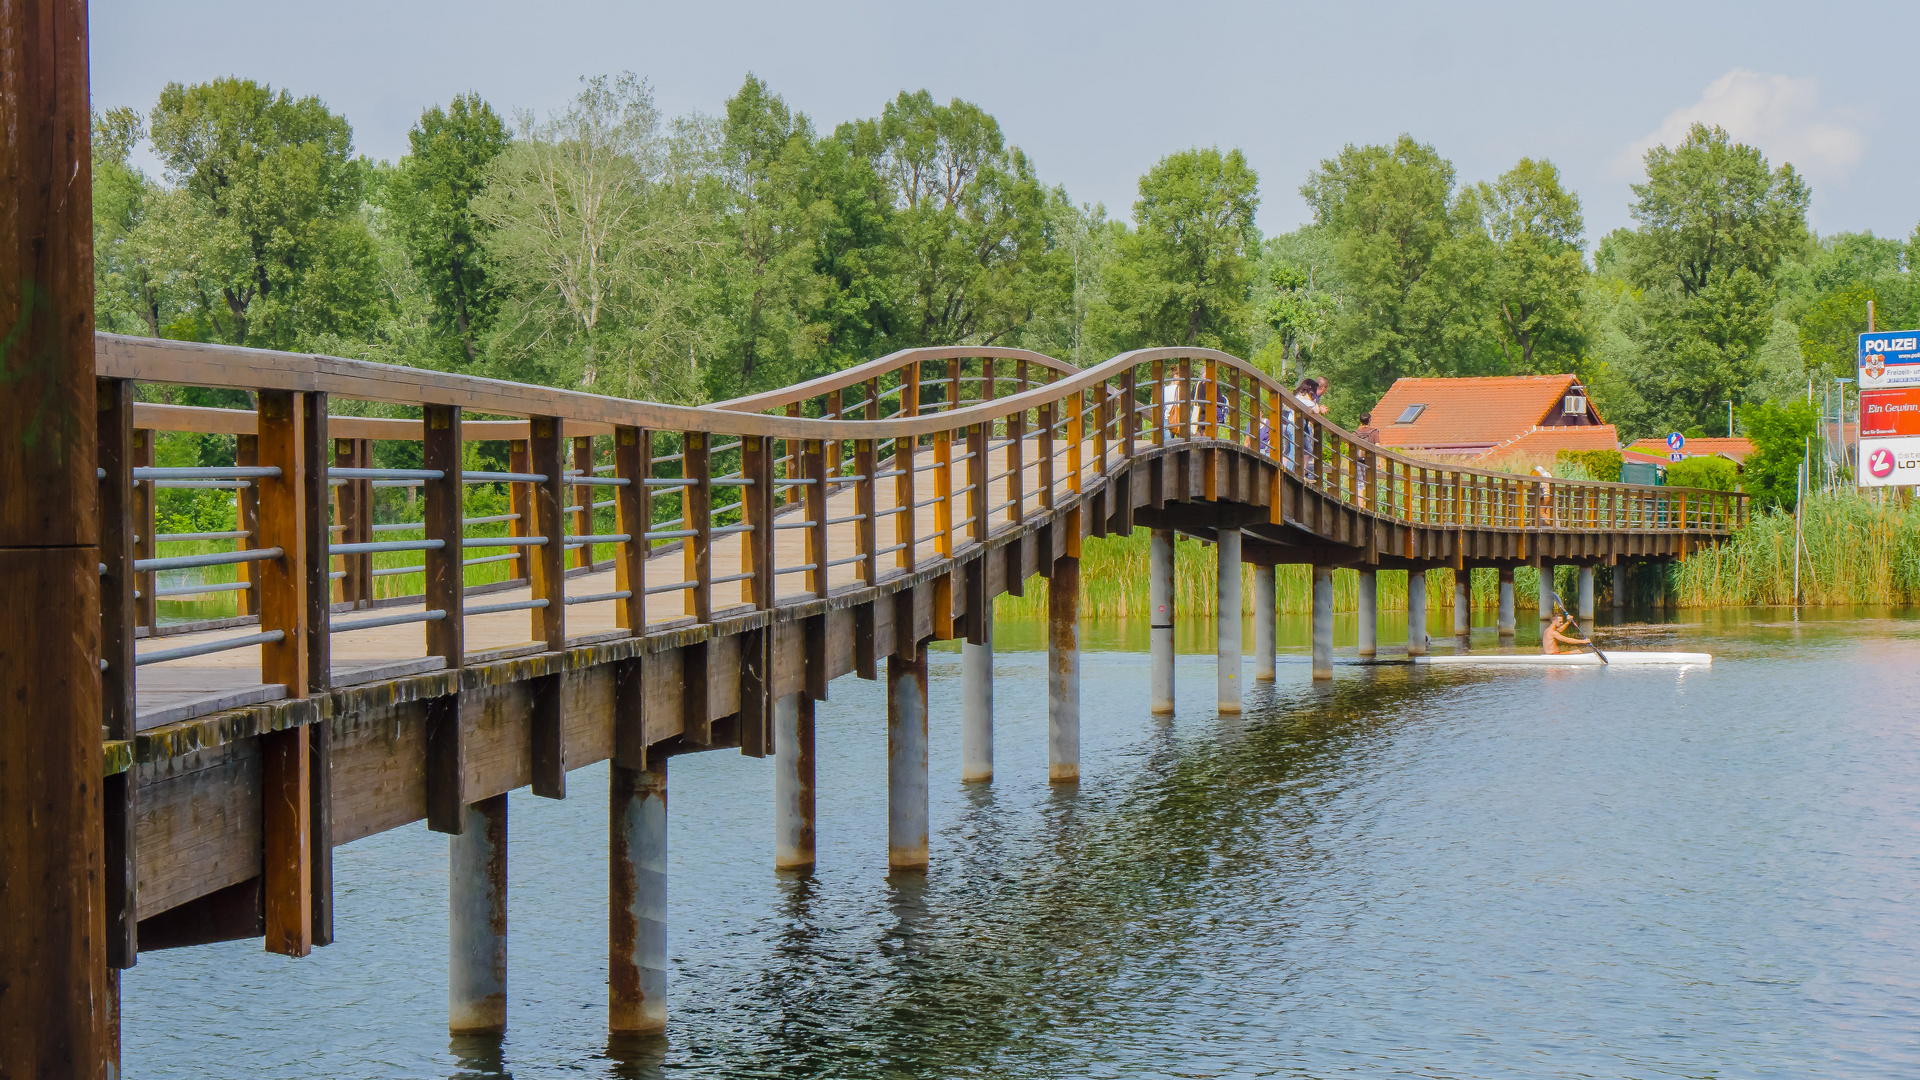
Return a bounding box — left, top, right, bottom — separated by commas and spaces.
1557, 448, 1622, 483
1666, 455, 1738, 491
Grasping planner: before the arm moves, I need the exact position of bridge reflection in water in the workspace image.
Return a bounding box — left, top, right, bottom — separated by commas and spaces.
89, 335, 1740, 1050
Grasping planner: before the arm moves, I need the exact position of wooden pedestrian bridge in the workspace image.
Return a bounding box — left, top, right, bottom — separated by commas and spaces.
78, 334, 1742, 1041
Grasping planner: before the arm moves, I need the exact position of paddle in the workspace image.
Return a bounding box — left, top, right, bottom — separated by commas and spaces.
1546, 588, 1608, 665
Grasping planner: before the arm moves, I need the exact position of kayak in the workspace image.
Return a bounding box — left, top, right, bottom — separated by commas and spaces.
1414, 652, 1711, 667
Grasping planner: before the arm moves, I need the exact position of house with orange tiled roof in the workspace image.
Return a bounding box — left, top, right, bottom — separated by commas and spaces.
1367, 374, 1617, 460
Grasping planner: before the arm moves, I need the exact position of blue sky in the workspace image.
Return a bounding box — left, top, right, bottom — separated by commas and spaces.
91, 0, 1918, 246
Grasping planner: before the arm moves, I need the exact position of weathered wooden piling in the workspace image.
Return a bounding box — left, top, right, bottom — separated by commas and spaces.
1578, 566, 1596, 621
961, 607, 993, 783
1149, 529, 1175, 713
1311, 565, 1334, 680
888, 646, 930, 869
449, 794, 508, 1036
1049, 554, 1082, 782
1497, 567, 1516, 642
1356, 568, 1377, 659
1216, 531, 1242, 712
1406, 570, 1429, 657
1537, 561, 1555, 648
1253, 564, 1276, 681
0, 0, 110, 1072
610, 759, 667, 1035
773, 693, 815, 870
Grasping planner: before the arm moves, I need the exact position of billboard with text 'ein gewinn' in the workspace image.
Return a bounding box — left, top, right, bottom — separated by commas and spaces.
1859, 330, 1920, 486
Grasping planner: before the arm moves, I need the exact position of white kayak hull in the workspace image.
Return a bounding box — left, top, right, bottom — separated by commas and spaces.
1415, 652, 1711, 667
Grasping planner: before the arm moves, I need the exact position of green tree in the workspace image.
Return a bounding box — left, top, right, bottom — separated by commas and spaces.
144, 77, 379, 349
1472, 157, 1587, 373
1738, 397, 1818, 510
1302, 135, 1490, 418
1666, 454, 1738, 491
846, 91, 1063, 350
1101, 146, 1260, 353
91, 106, 165, 337
1617, 123, 1810, 435
384, 94, 510, 364
474, 73, 713, 402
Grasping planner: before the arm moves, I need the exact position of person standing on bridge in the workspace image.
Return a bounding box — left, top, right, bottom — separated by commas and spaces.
1543, 611, 1591, 655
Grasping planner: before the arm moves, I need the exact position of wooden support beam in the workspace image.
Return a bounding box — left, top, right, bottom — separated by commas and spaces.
529, 417, 566, 651
262, 726, 312, 957
531, 674, 566, 798
99, 378, 138, 969
425, 693, 468, 835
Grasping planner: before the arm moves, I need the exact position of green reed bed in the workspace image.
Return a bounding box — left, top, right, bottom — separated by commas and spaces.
1673, 491, 1920, 607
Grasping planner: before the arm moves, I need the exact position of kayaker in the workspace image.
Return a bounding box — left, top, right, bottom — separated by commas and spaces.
1543, 611, 1590, 655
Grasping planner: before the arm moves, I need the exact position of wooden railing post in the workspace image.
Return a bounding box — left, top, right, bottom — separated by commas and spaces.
573, 434, 596, 571
133, 427, 156, 630
423, 405, 465, 667
255, 389, 313, 958
1038, 399, 1055, 508
529, 417, 566, 651
1067, 389, 1084, 494
968, 421, 989, 545
613, 426, 647, 632
98, 378, 138, 970
1178, 359, 1193, 440
1153, 359, 1167, 447
684, 433, 712, 621
933, 430, 954, 559
805, 438, 829, 598
856, 439, 878, 584
826, 390, 844, 478
1007, 392, 1026, 525
509, 438, 532, 584
744, 435, 775, 609
894, 430, 916, 572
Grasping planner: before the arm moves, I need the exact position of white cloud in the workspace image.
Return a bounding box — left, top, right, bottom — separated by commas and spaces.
1615, 69, 1865, 183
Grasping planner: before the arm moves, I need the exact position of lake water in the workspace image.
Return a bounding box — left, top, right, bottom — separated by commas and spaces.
123, 608, 1920, 1078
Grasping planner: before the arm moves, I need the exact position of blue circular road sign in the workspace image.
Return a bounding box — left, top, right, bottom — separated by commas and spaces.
1666, 431, 1685, 451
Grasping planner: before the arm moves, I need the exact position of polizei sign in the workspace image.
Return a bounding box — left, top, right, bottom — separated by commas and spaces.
1859, 329, 1920, 486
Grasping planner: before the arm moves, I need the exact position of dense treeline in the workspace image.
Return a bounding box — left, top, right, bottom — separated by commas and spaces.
93, 72, 1919, 444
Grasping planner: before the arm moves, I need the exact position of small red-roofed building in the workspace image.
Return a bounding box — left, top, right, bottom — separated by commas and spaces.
1624, 436, 1755, 464
1367, 374, 1613, 459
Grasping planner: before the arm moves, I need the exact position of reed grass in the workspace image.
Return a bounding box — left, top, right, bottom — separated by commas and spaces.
1672, 491, 1920, 607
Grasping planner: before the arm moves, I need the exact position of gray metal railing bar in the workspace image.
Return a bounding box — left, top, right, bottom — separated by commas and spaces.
824, 513, 867, 525
825, 553, 868, 568
461, 536, 550, 548
643, 478, 694, 488
133, 466, 282, 480
464, 471, 548, 483
823, 474, 868, 484
137, 630, 285, 666
328, 468, 445, 481
466, 598, 550, 616
333, 609, 447, 634
371, 564, 426, 578
773, 520, 817, 530
150, 479, 251, 489
644, 528, 697, 541
774, 564, 816, 576
873, 505, 909, 518
135, 547, 283, 574
644, 580, 697, 595
710, 571, 754, 586
331, 540, 446, 555
463, 552, 519, 568
710, 523, 753, 537
563, 534, 632, 547
373, 480, 423, 489
153, 580, 253, 598
914, 495, 946, 508
873, 542, 909, 556
565, 590, 632, 606
559, 474, 630, 487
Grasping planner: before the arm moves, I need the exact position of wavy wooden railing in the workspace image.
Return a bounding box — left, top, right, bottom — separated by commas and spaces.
102, 334, 1744, 728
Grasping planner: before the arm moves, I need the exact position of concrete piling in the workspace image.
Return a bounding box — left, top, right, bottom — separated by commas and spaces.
1357, 568, 1378, 659
1311, 565, 1334, 680
1216, 531, 1242, 712
1454, 572, 1471, 645
1497, 567, 1516, 642
888, 646, 930, 870
1253, 564, 1276, 681
1048, 554, 1081, 783
610, 759, 667, 1035
1406, 570, 1429, 657
450, 794, 508, 1036
1149, 529, 1175, 713
1538, 562, 1555, 648
1578, 565, 1596, 621
773, 693, 815, 870
961, 606, 993, 783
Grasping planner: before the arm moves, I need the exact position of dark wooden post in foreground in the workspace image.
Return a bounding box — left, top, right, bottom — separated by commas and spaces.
0, 0, 111, 1072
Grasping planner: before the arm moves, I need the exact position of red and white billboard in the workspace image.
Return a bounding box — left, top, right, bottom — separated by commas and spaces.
1861, 388, 1920, 438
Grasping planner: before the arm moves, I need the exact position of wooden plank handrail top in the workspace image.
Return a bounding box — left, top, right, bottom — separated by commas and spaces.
99, 332, 1741, 507
712, 345, 1079, 414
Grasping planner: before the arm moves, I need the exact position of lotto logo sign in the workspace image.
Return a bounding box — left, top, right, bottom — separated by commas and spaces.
1869, 446, 1896, 478
1859, 436, 1920, 487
